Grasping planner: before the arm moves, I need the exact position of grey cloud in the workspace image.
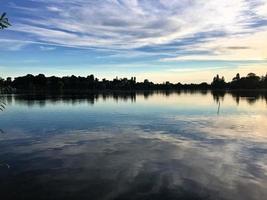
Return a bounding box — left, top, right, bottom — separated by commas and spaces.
227, 46, 251, 50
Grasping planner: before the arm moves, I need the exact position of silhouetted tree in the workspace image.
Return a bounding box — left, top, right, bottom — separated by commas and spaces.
34, 74, 47, 90
263, 73, 267, 88
0, 77, 4, 87
247, 73, 257, 79
232, 73, 240, 81
48, 76, 64, 91
211, 74, 226, 89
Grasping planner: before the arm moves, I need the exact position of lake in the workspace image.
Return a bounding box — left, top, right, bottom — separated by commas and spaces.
0, 91, 267, 200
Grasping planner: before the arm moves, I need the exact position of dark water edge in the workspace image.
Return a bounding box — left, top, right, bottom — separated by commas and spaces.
0, 90, 267, 200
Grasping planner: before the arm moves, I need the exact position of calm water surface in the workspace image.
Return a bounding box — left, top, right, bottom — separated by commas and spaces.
0, 91, 267, 200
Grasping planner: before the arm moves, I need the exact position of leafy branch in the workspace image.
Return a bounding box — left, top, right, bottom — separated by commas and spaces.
0, 12, 11, 30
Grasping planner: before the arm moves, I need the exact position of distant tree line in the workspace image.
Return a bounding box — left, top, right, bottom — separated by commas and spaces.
0, 74, 210, 92
211, 73, 267, 89
0, 72, 267, 93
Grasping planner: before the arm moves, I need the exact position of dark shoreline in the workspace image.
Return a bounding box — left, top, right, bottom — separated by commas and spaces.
1, 73, 267, 92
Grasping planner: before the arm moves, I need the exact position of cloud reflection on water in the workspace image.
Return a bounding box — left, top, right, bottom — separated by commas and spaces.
0, 127, 267, 200
0, 91, 267, 200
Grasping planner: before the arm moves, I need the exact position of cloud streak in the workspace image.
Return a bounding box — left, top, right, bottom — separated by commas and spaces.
5, 1, 267, 52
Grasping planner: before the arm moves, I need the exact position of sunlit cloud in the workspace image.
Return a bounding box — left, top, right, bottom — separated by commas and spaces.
162, 30, 267, 61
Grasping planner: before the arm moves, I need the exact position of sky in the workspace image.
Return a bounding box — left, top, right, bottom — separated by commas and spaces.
0, 0, 267, 83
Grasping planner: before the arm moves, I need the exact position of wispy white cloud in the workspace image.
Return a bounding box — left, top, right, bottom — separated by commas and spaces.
254, 0, 267, 17
6, 1, 266, 51
0, 39, 29, 51
39, 46, 56, 51
46, 6, 63, 13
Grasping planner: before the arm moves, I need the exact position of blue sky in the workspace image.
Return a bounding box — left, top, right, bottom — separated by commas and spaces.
1, 0, 267, 83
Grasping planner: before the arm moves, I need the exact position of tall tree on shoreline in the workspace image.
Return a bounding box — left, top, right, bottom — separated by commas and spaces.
0, 12, 11, 30
0, 12, 11, 90
0, 12, 10, 112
